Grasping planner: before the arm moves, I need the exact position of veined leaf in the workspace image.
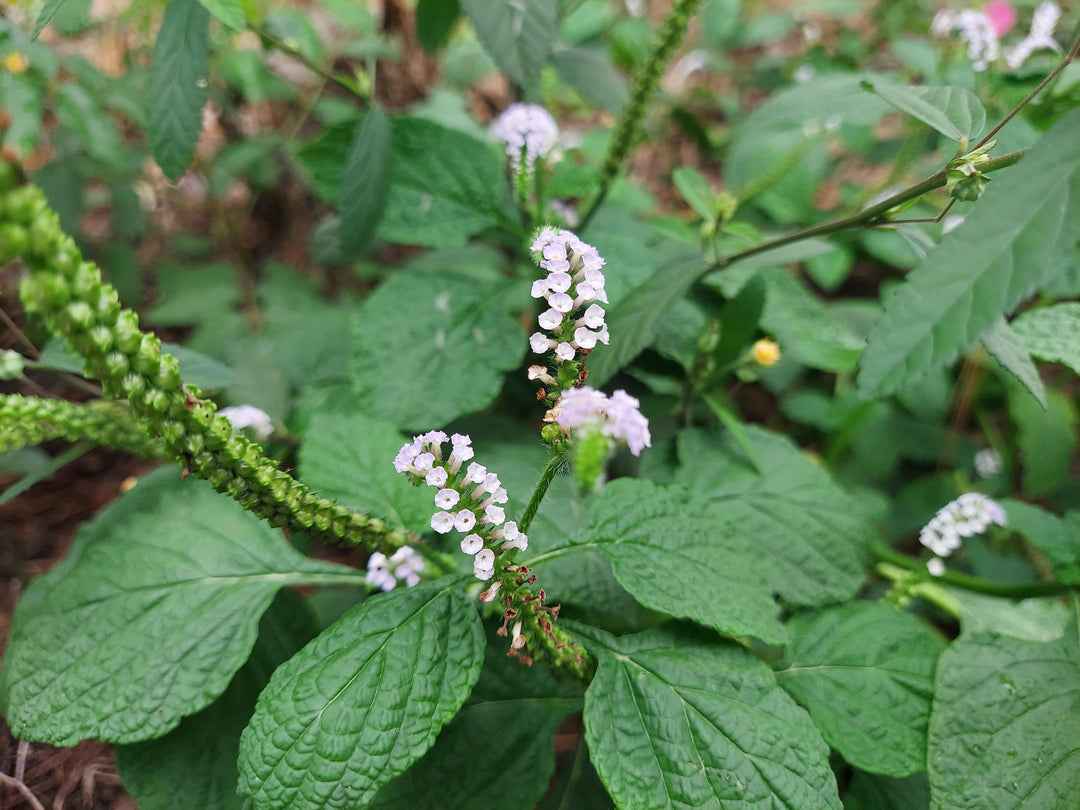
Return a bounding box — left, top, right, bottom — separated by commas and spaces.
776, 602, 945, 777
551, 45, 628, 114
1011, 302, 1080, 376
148, 0, 210, 181
672, 166, 717, 220
863, 79, 986, 141
0, 469, 353, 745
580, 624, 841, 810
928, 619, 1080, 809
299, 411, 433, 535
237, 583, 484, 810
348, 271, 525, 430
33, 0, 70, 38
857, 110, 1080, 397
461, 0, 557, 89
674, 426, 874, 606
114, 591, 318, 810
338, 107, 392, 257
1008, 385, 1076, 497
195, 0, 246, 30
845, 772, 930, 810
981, 318, 1046, 407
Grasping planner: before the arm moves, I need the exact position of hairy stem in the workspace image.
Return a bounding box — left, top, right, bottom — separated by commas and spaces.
578, 0, 705, 230
518, 452, 563, 534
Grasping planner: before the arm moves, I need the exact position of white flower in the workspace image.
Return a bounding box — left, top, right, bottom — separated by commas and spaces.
425, 467, 448, 487
974, 448, 1003, 478
490, 103, 558, 176
1005, 1, 1061, 68
455, 509, 477, 532
219, 405, 274, 441
465, 462, 488, 484
538, 309, 563, 330
431, 511, 455, 534
919, 492, 1007, 557
954, 10, 1000, 71
550, 386, 652, 456
530, 332, 557, 354
483, 505, 505, 525
434, 488, 460, 509
461, 533, 484, 554
927, 557, 947, 577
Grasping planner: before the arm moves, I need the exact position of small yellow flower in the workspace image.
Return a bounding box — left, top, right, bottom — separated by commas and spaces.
4, 52, 29, 74
752, 338, 781, 367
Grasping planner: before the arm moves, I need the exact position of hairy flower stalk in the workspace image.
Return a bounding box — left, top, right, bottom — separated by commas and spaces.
394, 431, 590, 674
0, 394, 165, 457
580, 0, 705, 228
0, 174, 411, 553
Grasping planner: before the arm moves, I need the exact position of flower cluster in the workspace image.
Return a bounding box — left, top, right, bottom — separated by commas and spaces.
528, 228, 609, 385
919, 492, 1007, 573
365, 547, 426, 592
219, 404, 274, 441
489, 103, 559, 177
974, 448, 1003, 478
932, 8, 1001, 70
547, 386, 651, 457
1004, 1, 1060, 69
394, 431, 528, 585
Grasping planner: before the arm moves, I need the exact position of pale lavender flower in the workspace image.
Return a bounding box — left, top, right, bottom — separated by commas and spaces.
490, 103, 559, 176
1005, 1, 1061, 68
366, 547, 425, 591
935, 8, 1000, 70
219, 404, 274, 441
919, 492, 1007, 557
549, 386, 652, 457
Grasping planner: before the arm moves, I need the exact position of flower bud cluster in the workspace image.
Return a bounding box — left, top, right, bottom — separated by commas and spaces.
2, 177, 408, 553
0, 393, 165, 457
546, 386, 652, 457
365, 547, 426, 592
920, 492, 1007, 573
489, 103, 559, 177
395, 431, 528, 586
528, 228, 609, 393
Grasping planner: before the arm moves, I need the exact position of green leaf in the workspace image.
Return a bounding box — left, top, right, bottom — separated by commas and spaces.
857, 110, 1080, 397
942, 585, 1071, 642
981, 318, 1047, 407
579, 624, 841, 810
928, 621, 1080, 809
573, 479, 785, 642
369, 635, 582, 809
0, 468, 352, 745
713, 274, 766, 368
1009, 385, 1076, 497
776, 603, 945, 777
148, 0, 211, 181
844, 772, 930, 810
673, 426, 873, 606
461, 0, 557, 89
1001, 499, 1080, 584
1011, 302, 1080, 376
195, 0, 246, 30
381, 117, 505, 247
586, 256, 706, 387
115, 591, 318, 810
551, 45, 628, 114
33, 0, 71, 39
36, 337, 235, 390
338, 107, 392, 257
299, 411, 433, 535
348, 271, 525, 430
237, 583, 485, 810
862, 79, 986, 141
672, 166, 717, 220
416, 0, 461, 52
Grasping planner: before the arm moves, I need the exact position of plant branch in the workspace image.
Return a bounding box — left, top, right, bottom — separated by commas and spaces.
703, 149, 1026, 279
871, 540, 1077, 599
251, 24, 366, 100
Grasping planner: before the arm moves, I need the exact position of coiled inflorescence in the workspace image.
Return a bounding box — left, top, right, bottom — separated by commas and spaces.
919, 492, 1007, 575
0, 394, 165, 457
489, 103, 559, 177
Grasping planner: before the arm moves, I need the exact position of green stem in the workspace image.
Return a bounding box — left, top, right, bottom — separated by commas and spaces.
251, 24, 366, 99
704, 149, 1025, 278
578, 0, 705, 230
871, 540, 1077, 599
518, 453, 563, 534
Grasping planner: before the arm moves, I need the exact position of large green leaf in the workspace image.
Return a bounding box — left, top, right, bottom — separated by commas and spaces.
1011, 302, 1080, 376
858, 111, 1080, 397
299, 411, 433, 535
1001, 499, 1080, 584
551, 45, 628, 114
776, 603, 945, 777
348, 271, 525, 430
981, 318, 1046, 407
1009, 385, 1076, 497
148, 0, 210, 181
114, 591, 318, 810
674, 427, 873, 606
862, 79, 986, 141
928, 619, 1080, 809
844, 772, 930, 810
461, 0, 557, 89
369, 635, 582, 809
33, 0, 70, 38
338, 107, 392, 257
195, 0, 245, 29
564, 478, 785, 643
579, 624, 841, 810
0, 469, 354, 745
237, 583, 485, 810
